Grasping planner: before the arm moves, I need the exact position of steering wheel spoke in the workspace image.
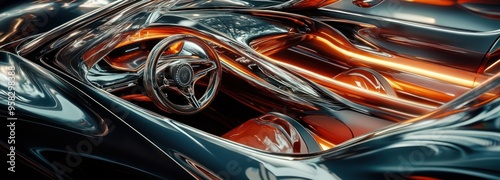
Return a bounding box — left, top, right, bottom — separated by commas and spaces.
184, 87, 201, 109
192, 60, 217, 81
159, 78, 176, 90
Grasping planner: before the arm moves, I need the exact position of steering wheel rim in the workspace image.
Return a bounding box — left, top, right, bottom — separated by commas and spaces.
143, 34, 222, 115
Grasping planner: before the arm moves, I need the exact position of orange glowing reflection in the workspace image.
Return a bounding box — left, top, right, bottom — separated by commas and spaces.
269, 58, 437, 117
310, 131, 336, 150
121, 94, 152, 101
249, 28, 479, 117
313, 33, 474, 87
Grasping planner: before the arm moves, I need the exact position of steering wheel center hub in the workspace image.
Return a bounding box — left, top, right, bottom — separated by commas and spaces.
172, 63, 194, 88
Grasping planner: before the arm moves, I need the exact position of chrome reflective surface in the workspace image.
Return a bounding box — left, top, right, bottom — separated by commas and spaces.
0, 0, 499, 179
170, 0, 339, 10
320, 72, 500, 179
0, 51, 107, 135
0, 0, 121, 47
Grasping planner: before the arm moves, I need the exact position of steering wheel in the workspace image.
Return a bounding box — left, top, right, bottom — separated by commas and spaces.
143, 34, 222, 115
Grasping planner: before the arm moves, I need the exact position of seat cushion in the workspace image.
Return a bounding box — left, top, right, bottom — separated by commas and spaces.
223, 113, 313, 153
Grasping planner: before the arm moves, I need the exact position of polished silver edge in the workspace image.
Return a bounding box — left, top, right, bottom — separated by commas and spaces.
318, 8, 500, 35
18, 0, 140, 55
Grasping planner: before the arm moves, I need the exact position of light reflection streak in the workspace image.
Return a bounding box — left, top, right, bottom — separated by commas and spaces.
393, 13, 436, 24
315, 32, 474, 87
268, 58, 437, 111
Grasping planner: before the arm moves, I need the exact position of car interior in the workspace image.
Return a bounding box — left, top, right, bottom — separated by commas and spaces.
41, 9, 499, 154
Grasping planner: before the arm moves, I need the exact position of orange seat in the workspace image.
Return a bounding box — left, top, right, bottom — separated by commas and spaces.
223, 113, 322, 153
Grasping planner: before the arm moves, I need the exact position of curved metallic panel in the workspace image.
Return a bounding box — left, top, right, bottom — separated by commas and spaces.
295, 3, 500, 87
318, 73, 500, 179
0, 0, 118, 47
0, 51, 106, 135
323, 0, 500, 32
170, 0, 339, 10
17, 0, 142, 56
480, 36, 500, 77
